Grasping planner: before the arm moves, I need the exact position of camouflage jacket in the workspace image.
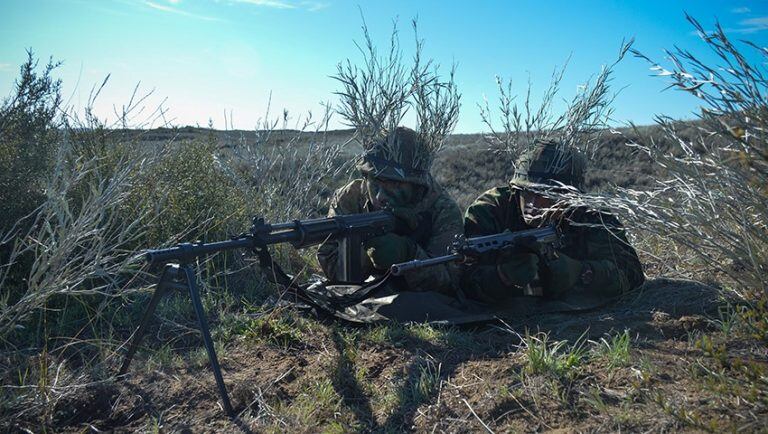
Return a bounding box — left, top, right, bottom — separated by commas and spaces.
317, 177, 463, 293
462, 186, 645, 302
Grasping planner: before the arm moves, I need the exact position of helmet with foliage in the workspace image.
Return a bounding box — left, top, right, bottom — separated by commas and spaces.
510, 140, 587, 191
357, 126, 432, 187
336, 23, 460, 190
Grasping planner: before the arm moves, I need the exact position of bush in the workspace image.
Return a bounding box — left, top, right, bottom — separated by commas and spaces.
0, 51, 62, 232
613, 16, 767, 298
126, 136, 251, 247
217, 109, 350, 222
0, 58, 345, 426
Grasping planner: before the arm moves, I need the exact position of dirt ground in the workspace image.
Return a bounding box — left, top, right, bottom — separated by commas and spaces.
43, 278, 766, 433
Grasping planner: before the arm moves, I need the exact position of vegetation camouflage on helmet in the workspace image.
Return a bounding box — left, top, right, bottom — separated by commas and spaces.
510, 140, 587, 191
357, 126, 432, 186
336, 24, 460, 189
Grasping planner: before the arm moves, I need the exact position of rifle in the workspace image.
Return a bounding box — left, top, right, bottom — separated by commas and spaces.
390, 225, 562, 276
119, 210, 395, 417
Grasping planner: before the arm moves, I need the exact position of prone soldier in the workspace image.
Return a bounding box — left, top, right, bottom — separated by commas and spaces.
461, 140, 645, 303
317, 127, 463, 294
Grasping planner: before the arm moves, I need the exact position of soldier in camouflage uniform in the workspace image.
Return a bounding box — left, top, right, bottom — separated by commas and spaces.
317, 127, 464, 294
461, 140, 645, 303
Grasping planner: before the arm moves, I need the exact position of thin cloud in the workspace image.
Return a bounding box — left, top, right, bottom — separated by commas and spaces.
732, 16, 768, 34
230, 0, 297, 9
0, 63, 14, 72
731, 7, 751, 14
302, 1, 330, 12
228, 0, 331, 11
144, 1, 223, 21
693, 16, 768, 36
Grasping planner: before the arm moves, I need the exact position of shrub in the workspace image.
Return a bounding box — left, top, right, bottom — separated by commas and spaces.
0, 60, 345, 427
126, 136, 251, 247
0, 51, 62, 231
613, 16, 767, 298
217, 106, 350, 222
478, 40, 632, 161
0, 151, 154, 343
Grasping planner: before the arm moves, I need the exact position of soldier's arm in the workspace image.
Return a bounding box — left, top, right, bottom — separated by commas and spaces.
401, 194, 464, 294
316, 180, 374, 281
460, 188, 524, 302
573, 212, 645, 296
463, 188, 508, 237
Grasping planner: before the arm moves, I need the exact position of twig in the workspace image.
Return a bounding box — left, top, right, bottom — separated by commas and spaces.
462, 398, 494, 434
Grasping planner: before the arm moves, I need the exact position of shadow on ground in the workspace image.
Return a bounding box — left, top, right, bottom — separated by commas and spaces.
40, 277, 723, 432
323, 277, 722, 431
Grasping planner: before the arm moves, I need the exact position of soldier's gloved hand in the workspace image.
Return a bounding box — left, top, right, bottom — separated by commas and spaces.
390, 206, 420, 234
365, 233, 417, 270
496, 253, 539, 287
541, 252, 583, 298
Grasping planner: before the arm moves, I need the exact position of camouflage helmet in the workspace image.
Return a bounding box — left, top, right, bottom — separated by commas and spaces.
510, 140, 587, 191
357, 126, 431, 187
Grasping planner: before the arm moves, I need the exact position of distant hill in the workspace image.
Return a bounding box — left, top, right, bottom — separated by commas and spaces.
113, 122, 699, 208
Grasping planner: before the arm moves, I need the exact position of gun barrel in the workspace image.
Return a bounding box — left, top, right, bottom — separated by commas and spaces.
144, 210, 396, 266
390, 253, 463, 276
145, 237, 255, 266
269, 210, 395, 249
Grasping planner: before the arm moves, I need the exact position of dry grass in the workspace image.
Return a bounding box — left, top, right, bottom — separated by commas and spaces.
478, 39, 632, 167
613, 16, 766, 299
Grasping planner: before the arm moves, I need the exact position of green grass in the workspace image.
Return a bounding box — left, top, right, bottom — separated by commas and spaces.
522, 332, 588, 380
242, 311, 305, 349
267, 378, 363, 432
363, 322, 482, 353
736, 298, 768, 343
145, 344, 178, 372
595, 330, 632, 368
408, 357, 442, 405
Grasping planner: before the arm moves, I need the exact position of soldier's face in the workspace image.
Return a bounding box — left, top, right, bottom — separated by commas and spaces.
520, 190, 554, 225
366, 176, 416, 209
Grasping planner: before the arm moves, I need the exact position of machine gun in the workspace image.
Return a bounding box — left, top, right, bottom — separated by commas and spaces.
119, 211, 395, 417
390, 225, 562, 276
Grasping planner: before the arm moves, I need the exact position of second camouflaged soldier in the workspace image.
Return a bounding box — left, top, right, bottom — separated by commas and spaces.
461, 140, 645, 303
317, 127, 464, 294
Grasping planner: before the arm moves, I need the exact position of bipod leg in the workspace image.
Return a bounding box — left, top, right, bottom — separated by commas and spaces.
182, 264, 235, 418
119, 264, 179, 376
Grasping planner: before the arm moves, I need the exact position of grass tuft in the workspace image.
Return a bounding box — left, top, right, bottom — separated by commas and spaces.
243, 311, 305, 349
522, 332, 587, 380
595, 329, 632, 369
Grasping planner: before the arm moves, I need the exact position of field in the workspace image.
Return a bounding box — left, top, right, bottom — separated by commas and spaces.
1, 124, 765, 433
1, 23, 767, 434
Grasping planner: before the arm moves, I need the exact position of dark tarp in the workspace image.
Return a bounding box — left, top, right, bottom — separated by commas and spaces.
291, 275, 616, 325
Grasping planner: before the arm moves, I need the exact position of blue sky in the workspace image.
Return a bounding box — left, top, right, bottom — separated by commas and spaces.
1, 0, 766, 132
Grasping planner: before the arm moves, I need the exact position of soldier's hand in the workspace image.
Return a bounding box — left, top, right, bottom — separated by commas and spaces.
496, 253, 539, 287
541, 253, 583, 298
365, 233, 417, 270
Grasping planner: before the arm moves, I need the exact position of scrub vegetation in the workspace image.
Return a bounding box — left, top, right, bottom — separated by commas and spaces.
1, 17, 766, 432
